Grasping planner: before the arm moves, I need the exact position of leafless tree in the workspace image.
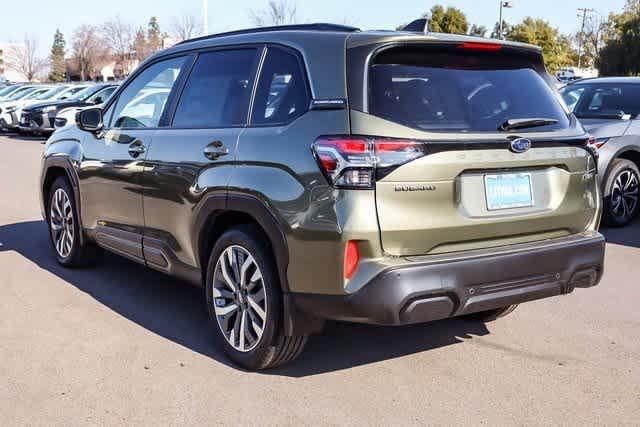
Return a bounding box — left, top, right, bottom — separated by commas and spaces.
170, 15, 202, 41
249, 0, 298, 27
101, 16, 135, 63
71, 25, 108, 81
5, 34, 46, 81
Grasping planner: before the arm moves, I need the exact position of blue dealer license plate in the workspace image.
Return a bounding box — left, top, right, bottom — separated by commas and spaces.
484, 173, 534, 211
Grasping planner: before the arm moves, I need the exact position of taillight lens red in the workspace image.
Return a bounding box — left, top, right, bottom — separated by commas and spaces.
457, 42, 502, 52
344, 240, 360, 280
587, 135, 609, 150
312, 136, 426, 188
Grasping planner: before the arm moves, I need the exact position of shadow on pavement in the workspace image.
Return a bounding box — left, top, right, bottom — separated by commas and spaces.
601, 218, 640, 248
0, 220, 491, 377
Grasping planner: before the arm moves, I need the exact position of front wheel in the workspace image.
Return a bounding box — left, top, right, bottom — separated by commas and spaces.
603, 159, 640, 227
47, 177, 99, 267
205, 226, 307, 370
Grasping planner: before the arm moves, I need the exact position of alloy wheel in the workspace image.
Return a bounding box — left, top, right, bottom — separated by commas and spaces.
610, 169, 639, 221
50, 188, 74, 258
212, 245, 267, 353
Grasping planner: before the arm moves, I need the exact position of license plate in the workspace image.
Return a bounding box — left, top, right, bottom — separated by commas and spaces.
484, 173, 534, 211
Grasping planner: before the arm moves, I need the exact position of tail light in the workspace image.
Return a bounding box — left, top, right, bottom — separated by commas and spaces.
312, 136, 426, 188
587, 135, 609, 150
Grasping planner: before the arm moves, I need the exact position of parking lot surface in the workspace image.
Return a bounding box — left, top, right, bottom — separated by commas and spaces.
0, 134, 638, 426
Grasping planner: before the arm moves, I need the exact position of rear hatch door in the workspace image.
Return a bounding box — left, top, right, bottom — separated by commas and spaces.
349, 41, 598, 256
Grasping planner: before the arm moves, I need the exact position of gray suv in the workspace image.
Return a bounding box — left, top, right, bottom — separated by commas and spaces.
561, 77, 640, 226
40, 24, 605, 370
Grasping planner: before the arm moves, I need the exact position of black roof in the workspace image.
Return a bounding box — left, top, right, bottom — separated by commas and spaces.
177, 23, 360, 46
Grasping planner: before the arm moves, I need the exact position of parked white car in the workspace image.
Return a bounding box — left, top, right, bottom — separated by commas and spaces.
0, 86, 54, 131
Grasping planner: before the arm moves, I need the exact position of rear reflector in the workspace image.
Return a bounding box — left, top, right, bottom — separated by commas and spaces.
344, 241, 360, 280
457, 42, 502, 52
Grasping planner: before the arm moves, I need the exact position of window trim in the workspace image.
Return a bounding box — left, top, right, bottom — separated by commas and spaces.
166, 46, 263, 130
247, 44, 313, 128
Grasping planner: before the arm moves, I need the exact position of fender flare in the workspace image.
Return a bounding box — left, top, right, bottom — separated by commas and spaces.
41, 155, 85, 245
193, 192, 291, 292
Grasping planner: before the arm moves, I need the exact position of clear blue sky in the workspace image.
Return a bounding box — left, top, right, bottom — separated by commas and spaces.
1, 0, 628, 56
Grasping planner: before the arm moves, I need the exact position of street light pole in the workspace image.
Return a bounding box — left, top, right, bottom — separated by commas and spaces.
498, 1, 513, 40
203, 0, 209, 36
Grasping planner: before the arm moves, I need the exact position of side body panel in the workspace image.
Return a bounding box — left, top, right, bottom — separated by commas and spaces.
77, 129, 151, 262
141, 128, 240, 274
231, 109, 362, 295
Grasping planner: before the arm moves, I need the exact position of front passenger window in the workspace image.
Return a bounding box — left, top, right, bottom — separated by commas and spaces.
109, 57, 186, 129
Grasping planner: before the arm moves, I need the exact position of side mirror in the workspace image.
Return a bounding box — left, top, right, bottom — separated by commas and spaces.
77, 107, 103, 133
92, 97, 103, 105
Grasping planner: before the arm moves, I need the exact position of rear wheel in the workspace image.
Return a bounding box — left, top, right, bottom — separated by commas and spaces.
603, 159, 640, 227
460, 305, 519, 322
205, 226, 307, 370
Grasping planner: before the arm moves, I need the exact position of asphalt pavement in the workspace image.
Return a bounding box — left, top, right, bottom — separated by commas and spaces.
0, 134, 638, 426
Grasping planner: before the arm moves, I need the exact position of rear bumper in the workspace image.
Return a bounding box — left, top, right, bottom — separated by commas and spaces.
290, 232, 605, 326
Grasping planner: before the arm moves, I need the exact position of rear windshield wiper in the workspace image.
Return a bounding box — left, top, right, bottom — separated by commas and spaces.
499, 118, 559, 132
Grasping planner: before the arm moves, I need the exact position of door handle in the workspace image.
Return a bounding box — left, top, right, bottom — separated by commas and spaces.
203, 141, 229, 160
128, 141, 146, 158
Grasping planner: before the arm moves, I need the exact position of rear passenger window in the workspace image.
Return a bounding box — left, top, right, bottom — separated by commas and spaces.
173, 49, 257, 128
252, 48, 309, 125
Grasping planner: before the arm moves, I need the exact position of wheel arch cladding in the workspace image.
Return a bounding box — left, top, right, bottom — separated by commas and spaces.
195, 193, 291, 292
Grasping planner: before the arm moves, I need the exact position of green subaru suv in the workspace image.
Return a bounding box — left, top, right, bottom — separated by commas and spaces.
40, 24, 605, 369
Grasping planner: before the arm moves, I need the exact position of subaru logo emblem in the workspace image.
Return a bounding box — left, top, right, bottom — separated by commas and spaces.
510, 138, 532, 153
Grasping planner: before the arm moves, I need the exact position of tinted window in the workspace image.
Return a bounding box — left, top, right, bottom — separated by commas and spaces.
562, 83, 640, 119
369, 48, 570, 132
173, 49, 257, 128
87, 86, 117, 105
252, 48, 309, 125
110, 57, 186, 128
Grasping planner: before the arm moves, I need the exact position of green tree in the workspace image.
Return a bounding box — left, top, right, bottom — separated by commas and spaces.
427, 5, 469, 34
132, 27, 148, 61
506, 17, 576, 72
48, 29, 66, 82
597, 0, 640, 75
147, 17, 163, 53
469, 24, 488, 38
491, 20, 511, 39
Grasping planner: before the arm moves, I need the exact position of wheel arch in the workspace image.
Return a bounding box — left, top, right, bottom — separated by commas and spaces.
194, 192, 290, 292
41, 156, 85, 245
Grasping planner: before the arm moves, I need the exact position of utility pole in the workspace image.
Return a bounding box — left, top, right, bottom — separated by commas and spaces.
498, 1, 513, 40
203, 0, 209, 36
577, 8, 595, 68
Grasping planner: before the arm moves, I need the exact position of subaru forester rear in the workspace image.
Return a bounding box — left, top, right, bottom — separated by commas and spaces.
41, 25, 604, 370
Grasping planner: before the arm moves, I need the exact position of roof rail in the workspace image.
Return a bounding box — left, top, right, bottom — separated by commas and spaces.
177, 23, 360, 45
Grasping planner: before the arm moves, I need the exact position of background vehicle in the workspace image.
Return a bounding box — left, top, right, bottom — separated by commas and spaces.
0, 84, 26, 100
41, 24, 604, 370
0, 86, 54, 131
20, 84, 118, 135
561, 77, 640, 226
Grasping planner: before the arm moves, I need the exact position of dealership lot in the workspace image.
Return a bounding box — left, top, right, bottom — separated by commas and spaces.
0, 134, 638, 425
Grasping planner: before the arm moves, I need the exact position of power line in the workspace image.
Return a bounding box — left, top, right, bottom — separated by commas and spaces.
577, 8, 596, 68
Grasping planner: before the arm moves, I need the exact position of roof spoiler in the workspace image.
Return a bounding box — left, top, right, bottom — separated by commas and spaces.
402, 19, 430, 34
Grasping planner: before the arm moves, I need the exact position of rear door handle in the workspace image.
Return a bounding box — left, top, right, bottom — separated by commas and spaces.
128, 141, 146, 158
204, 141, 229, 160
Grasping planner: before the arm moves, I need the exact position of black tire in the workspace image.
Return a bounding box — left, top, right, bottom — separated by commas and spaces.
205, 225, 307, 370
603, 159, 640, 227
460, 305, 519, 322
47, 176, 99, 267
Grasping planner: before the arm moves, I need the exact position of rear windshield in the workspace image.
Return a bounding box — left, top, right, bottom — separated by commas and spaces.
369, 47, 570, 133
561, 83, 640, 119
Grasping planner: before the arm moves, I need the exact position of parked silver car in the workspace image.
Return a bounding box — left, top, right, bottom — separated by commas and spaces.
561, 77, 640, 226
